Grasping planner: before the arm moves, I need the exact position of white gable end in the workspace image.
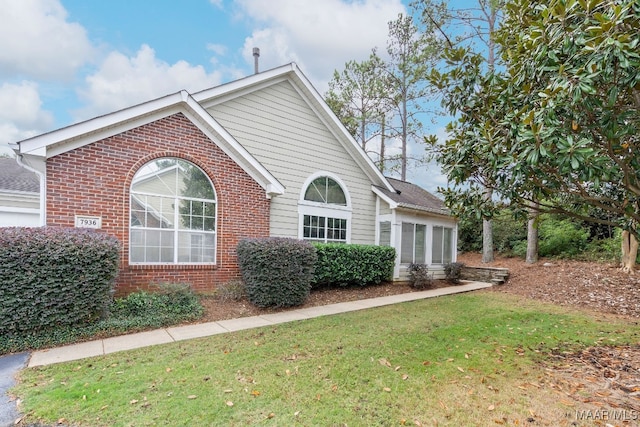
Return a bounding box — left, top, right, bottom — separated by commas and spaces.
205, 79, 380, 243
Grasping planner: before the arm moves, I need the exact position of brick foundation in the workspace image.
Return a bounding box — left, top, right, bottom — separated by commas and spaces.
46, 113, 270, 294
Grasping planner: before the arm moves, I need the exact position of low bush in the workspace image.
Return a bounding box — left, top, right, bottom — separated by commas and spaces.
0, 283, 204, 355
312, 243, 396, 288
237, 238, 316, 308
111, 283, 203, 322
444, 262, 465, 284
215, 279, 246, 302
407, 263, 432, 289
0, 227, 120, 336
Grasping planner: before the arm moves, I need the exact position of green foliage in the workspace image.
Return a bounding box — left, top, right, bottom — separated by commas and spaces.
111, 283, 202, 320
537, 216, 590, 258
312, 243, 396, 288
0, 227, 120, 336
492, 210, 527, 255
433, 0, 640, 236
0, 283, 203, 354
406, 263, 433, 289
237, 238, 317, 308
444, 262, 465, 284
456, 212, 483, 252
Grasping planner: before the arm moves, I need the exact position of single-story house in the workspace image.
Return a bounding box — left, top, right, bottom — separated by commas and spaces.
9, 63, 457, 293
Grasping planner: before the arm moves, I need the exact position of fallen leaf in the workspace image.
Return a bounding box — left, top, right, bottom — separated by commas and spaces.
379, 358, 391, 367
223, 389, 233, 393
166, 368, 172, 373
294, 411, 301, 417
266, 412, 275, 419
457, 367, 465, 373
226, 401, 234, 407
422, 361, 431, 366
402, 374, 409, 380
187, 395, 197, 399
251, 390, 261, 396
383, 387, 392, 392
129, 399, 138, 405
488, 404, 495, 411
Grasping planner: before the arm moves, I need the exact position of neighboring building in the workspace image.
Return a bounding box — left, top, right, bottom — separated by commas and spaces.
10, 63, 456, 293
0, 157, 40, 227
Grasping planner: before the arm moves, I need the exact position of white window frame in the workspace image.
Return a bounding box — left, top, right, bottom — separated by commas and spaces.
129, 158, 217, 265
400, 222, 427, 264
432, 225, 454, 265
298, 172, 352, 243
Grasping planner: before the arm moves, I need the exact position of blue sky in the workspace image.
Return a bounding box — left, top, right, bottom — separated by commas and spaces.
0, 0, 455, 192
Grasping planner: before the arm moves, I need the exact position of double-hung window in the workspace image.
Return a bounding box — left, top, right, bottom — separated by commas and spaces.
130, 158, 216, 264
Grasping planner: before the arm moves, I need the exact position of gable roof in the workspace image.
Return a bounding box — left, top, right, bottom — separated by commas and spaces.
372, 177, 450, 216
0, 157, 39, 193
12, 91, 284, 198
193, 63, 395, 193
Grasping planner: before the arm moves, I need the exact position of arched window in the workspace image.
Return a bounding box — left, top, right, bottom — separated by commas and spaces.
299, 173, 351, 243
130, 158, 217, 264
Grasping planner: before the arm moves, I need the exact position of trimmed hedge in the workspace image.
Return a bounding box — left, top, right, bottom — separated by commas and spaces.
312, 243, 396, 288
237, 238, 317, 308
0, 227, 120, 335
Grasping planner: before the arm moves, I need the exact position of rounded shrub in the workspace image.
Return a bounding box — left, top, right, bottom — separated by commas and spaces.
237, 238, 316, 308
0, 227, 120, 335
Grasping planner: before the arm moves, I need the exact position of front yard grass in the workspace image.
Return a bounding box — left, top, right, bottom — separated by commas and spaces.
14, 292, 639, 426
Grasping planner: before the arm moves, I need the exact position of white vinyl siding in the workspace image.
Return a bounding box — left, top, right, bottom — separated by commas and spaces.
206, 81, 377, 244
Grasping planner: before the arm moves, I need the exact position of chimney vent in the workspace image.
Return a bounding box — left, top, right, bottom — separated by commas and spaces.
253, 48, 260, 74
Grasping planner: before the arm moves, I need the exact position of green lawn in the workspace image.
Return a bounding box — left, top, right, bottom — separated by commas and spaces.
14, 292, 638, 426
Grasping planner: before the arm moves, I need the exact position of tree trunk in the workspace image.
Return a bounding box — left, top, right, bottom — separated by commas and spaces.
481, 188, 493, 263
379, 116, 386, 172
526, 202, 539, 264
621, 229, 638, 274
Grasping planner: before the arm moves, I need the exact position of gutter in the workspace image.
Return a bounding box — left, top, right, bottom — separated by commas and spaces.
15, 155, 46, 226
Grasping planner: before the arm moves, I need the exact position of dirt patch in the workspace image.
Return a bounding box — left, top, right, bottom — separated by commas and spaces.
196, 279, 453, 323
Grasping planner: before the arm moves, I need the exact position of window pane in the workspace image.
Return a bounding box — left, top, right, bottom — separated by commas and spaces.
432, 226, 444, 264
326, 178, 347, 205
443, 228, 453, 263
304, 178, 326, 203
379, 221, 391, 246
304, 176, 346, 206
179, 160, 216, 200
178, 232, 215, 263
415, 224, 426, 263
130, 158, 216, 264
401, 223, 414, 264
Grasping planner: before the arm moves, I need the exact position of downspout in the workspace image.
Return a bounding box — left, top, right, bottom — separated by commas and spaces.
15, 154, 46, 226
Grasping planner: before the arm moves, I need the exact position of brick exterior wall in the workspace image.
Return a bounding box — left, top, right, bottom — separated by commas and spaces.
45, 113, 271, 294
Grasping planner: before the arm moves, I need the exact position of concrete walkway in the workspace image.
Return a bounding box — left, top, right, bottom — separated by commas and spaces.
28, 281, 492, 367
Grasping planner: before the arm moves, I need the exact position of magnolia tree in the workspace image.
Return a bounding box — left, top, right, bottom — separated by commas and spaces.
432, 0, 640, 271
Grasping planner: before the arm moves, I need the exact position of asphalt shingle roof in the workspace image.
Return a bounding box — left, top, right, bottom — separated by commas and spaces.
0, 157, 39, 193
378, 177, 449, 216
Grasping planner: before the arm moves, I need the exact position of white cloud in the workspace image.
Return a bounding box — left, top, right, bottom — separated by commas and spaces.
75, 45, 224, 121
0, 0, 94, 80
0, 82, 54, 147
236, 0, 405, 91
